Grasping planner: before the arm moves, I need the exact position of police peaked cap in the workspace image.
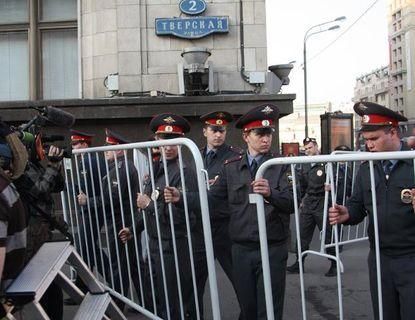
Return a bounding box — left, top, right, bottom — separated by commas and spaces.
235, 104, 279, 131
150, 113, 190, 135
105, 128, 130, 145
303, 137, 317, 145
354, 102, 407, 131
70, 129, 95, 143
200, 111, 233, 127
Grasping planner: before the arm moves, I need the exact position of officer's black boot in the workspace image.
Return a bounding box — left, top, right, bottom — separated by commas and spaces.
287, 256, 305, 274
286, 260, 299, 273
325, 260, 337, 277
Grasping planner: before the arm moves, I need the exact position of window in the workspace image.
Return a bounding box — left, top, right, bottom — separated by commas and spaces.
0, 0, 78, 101
0, 32, 29, 100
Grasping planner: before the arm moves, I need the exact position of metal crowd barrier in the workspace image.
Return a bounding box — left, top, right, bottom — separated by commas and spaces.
322, 151, 369, 251
251, 150, 415, 320
61, 138, 220, 320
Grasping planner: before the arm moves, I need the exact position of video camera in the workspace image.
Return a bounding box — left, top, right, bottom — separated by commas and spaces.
13, 106, 75, 162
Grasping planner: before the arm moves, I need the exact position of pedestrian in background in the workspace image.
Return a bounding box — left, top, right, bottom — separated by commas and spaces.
287, 137, 337, 277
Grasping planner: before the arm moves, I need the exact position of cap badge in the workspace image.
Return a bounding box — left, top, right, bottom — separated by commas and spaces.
401, 189, 413, 204
358, 103, 368, 111
163, 116, 176, 124
362, 115, 370, 124
216, 119, 223, 125
261, 120, 270, 126
261, 106, 273, 115
165, 125, 173, 132
217, 112, 225, 118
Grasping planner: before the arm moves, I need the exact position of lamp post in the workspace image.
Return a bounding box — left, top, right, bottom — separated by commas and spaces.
303, 16, 346, 138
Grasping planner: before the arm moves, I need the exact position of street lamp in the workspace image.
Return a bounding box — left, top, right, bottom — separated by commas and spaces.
303, 16, 346, 138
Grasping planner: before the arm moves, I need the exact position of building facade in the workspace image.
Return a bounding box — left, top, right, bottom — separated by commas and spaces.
388, 0, 415, 119
0, 0, 294, 147
353, 66, 390, 106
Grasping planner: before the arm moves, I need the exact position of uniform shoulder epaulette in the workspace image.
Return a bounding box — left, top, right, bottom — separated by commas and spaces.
229, 145, 244, 155
224, 155, 243, 165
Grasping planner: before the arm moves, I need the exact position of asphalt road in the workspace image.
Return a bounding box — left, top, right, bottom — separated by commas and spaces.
63, 230, 373, 319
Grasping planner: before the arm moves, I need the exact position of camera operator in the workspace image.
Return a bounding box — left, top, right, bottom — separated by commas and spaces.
0, 121, 28, 318
14, 135, 65, 320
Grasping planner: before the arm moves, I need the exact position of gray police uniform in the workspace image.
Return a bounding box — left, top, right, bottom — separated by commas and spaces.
346, 144, 415, 320
209, 152, 293, 320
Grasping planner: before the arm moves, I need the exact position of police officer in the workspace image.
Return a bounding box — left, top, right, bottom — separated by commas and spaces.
78, 129, 139, 310
120, 114, 199, 319
287, 137, 337, 276
66, 129, 108, 305
329, 102, 415, 320
197, 111, 241, 313
186, 104, 293, 320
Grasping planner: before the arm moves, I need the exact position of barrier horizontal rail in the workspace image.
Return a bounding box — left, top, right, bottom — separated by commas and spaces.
253, 149, 415, 320
62, 138, 220, 320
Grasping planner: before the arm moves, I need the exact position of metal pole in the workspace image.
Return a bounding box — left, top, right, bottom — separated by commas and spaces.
302, 17, 345, 139
304, 39, 308, 138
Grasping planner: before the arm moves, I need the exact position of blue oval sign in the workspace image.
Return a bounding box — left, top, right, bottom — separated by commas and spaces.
179, 0, 207, 16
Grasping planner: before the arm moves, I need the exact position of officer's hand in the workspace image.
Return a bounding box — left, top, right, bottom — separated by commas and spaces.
77, 192, 87, 206
411, 189, 415, 211
208, 175, 219, 186
252, 178, 271, 197
118, 228, 132, 243
47, 145, 64, 168
164, 186, 180, 203
328, 204, 350, 225
137, 193, 151, 209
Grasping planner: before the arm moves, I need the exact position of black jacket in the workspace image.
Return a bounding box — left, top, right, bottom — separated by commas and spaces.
89, 157, 138, 229
346, 146, 415, 256
201, 143, 242, 221
209, 152, 294, 244
136, 159, 198, 240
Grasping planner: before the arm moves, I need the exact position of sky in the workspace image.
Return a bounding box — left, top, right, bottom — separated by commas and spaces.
266, 0, 389, 108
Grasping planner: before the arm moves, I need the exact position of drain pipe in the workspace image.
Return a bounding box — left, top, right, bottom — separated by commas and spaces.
77, 0, 83, 98
239, 0, 250, 83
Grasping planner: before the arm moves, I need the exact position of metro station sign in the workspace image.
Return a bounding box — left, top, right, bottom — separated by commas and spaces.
155, 0, 229, 39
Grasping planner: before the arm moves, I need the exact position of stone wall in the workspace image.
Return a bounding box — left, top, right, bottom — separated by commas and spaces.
81, 0, 267, 98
